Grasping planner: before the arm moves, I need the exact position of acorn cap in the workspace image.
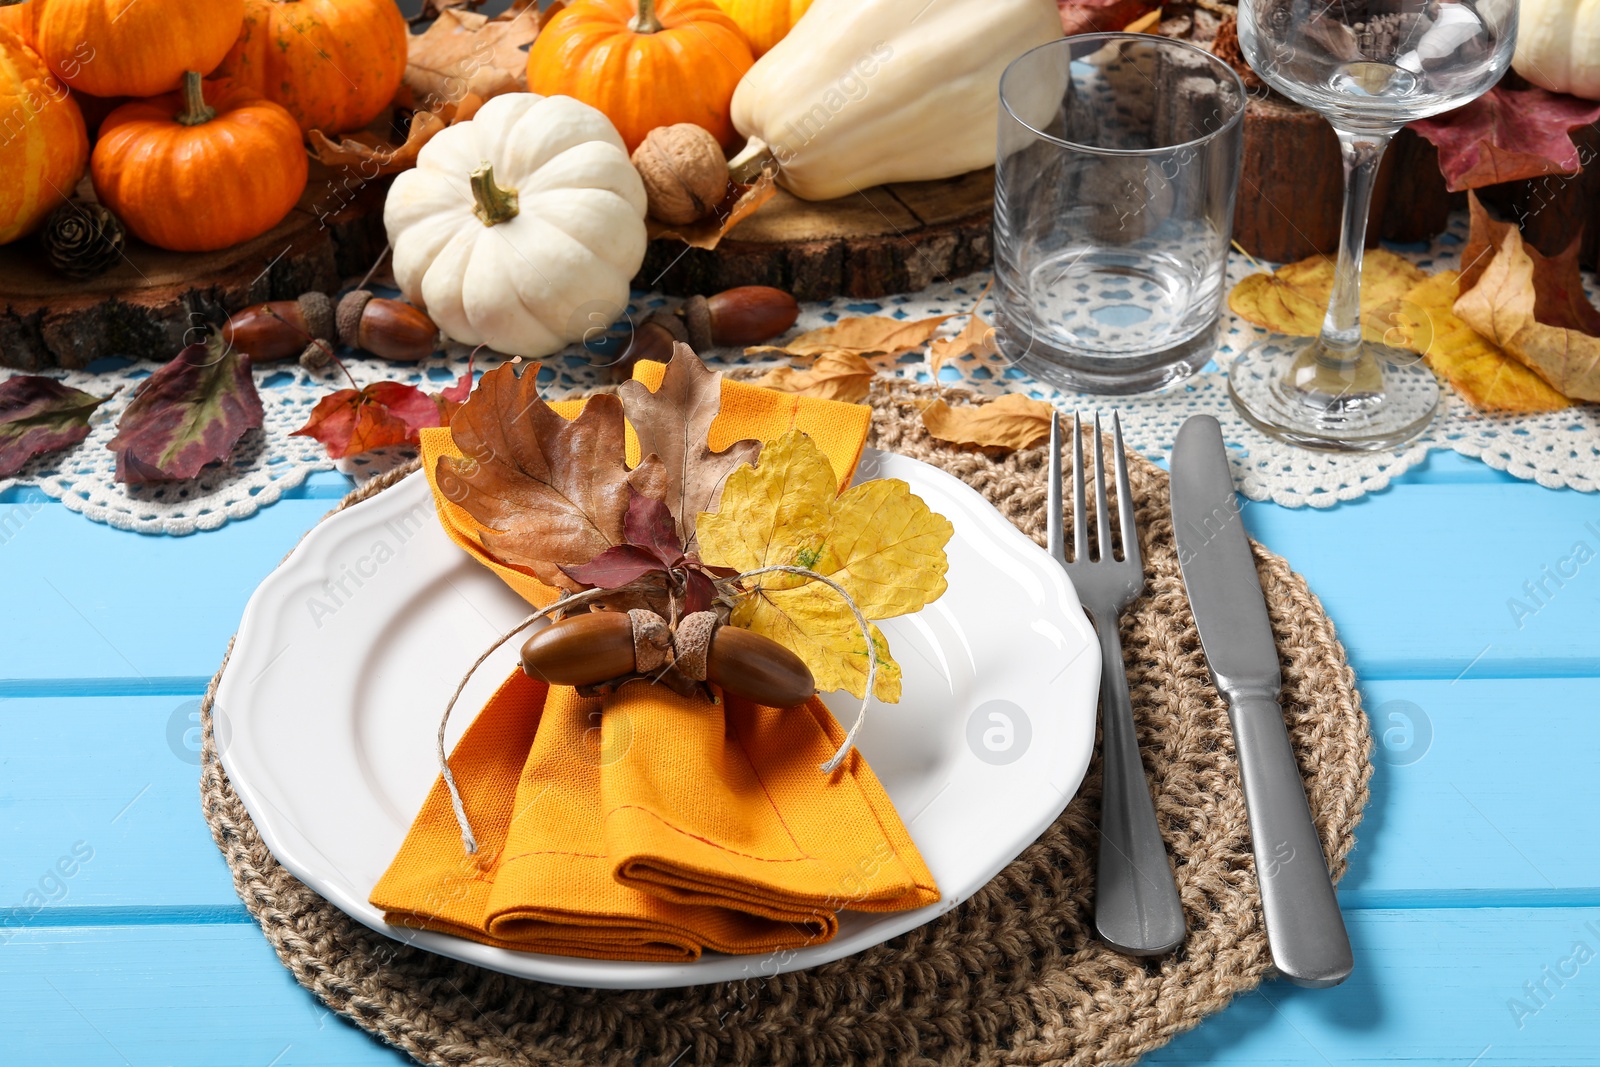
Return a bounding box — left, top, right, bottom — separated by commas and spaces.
681, 294, 713, 352
297, 291, 336, 343
335, 289, 373, 348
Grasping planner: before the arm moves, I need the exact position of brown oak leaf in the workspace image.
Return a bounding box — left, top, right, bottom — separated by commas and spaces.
618, 344, 760, 552
757, 352, 876, 403
399, 5, 548, 115
440, 361, 667, 590
746, 312, 955, 366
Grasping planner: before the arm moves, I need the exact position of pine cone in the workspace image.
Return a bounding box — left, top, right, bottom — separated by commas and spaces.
42, 202, 126, 281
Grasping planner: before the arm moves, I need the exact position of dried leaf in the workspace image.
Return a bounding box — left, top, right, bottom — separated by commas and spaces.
1460, 193, 1600, 336
293, 380, 445, 460
646, 168, 780, 252
1408, 85, 1600, 193
1454, 227, 1600, 402
920, 394, 1055, 452
437, 362, 667, 590
697, 430, 952, 701
1228, 249, 1428, 339
306, 108, 450, 176
927, 285, 997, 380
747, 312, 955, 364
560, 543, 669, 591
757, 352, 876, 403
400, 6, 545, 115
618, 344, 761, 551
108, 339, 263, 485
1058, 0, 1161, 35
0, 376, 112, 478
1396, 271, 1568, 413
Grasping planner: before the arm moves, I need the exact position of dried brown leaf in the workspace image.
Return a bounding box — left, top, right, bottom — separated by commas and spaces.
757, 352, 876, 403
1460, 193, 1600, 336
618, 344, 762, 551
439, 361, 667, 591
927, 284, 997, 380
306, 108, 451, 176
920, 393, 1055, 452
646, 168, 779, 252
748, 312, 955, 363
400, 6, 546, 115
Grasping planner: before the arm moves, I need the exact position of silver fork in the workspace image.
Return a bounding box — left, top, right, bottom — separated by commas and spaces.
1049, 412, 1186, 957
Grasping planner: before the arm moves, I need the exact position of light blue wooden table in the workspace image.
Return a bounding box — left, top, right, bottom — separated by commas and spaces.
3, 443, 1597, 1064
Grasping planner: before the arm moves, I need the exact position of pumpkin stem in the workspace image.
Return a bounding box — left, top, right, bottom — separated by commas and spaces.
175, 72, 216, 127
628, 0, 664, 33
470, 162, 520, 226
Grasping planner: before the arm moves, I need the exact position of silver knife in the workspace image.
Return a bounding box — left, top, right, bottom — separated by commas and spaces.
1170, 415, 1353, 989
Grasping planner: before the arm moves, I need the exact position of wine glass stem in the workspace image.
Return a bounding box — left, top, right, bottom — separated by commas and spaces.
1318, 128, 1396, 364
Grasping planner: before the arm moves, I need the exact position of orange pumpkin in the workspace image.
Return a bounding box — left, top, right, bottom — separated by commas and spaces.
527, 0, 753, 153
0, 0, 45, 48
714, 0, 810, 57
212, 0, 407, 135
92, 72, 307, 252
0, 25, 87, 244
37, 0, 244, 98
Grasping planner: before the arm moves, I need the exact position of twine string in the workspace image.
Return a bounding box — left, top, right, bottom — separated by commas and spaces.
436, 568, 878, 854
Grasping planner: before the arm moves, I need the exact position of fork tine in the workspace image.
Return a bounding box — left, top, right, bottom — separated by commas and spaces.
1047, 412, 1063, 560
1071, 411, 1088, 564
1112, 411, 1139, 568
1092, 412, 1111, 562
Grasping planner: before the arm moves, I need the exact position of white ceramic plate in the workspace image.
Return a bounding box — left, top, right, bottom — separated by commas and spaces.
216, 449, 1100, 989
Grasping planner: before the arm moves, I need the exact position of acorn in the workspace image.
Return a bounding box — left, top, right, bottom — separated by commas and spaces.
223, 294, 335, 362
520, 612, 814, 709
337, 290, 439, 361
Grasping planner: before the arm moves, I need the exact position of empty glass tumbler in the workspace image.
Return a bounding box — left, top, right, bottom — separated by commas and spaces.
993, 34, 1246, 394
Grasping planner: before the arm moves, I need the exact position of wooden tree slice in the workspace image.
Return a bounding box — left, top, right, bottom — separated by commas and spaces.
635, 169, 995, 302
0, 165, 389, 371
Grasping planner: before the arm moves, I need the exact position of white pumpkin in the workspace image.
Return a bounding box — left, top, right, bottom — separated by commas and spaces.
1514, 0, 1600, 100
729, 0, 1061, 200
385, 93, 648, 358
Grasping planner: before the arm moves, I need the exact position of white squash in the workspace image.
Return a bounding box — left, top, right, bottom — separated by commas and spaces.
1514, 0, 1600, 100
385, 93, 648, 358
729, 0, 1061, 200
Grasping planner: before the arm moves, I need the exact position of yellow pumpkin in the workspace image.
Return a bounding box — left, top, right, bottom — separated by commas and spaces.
212, 0, 409, 134
0, 26, 88, 244
715, 0, 811, 57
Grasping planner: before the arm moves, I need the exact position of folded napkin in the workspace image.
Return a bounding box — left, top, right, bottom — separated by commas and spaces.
371, 361, 940, 961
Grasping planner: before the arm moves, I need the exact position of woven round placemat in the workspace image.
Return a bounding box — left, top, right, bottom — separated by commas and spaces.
200, 378, 1370, 1067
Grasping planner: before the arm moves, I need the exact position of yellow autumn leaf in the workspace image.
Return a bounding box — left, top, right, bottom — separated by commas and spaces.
697, 430, 953, 701
1454, 226, 1600, 403
1229, 249, 1428, 339
1399, 271, 1568, 413
757, 352, 876, 403
920, 393, 1055, 451
927, 282, 997, 380
745, 313, 954, 361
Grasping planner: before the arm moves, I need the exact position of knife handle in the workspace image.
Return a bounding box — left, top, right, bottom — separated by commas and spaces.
1092, 614, 1186, 957
1227, 688, 1354, 988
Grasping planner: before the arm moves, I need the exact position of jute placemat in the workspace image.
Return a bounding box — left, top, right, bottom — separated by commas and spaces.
200, 378, 1370, 1067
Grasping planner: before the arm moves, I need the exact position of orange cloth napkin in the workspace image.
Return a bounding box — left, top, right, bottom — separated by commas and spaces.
371, 361, 940, 961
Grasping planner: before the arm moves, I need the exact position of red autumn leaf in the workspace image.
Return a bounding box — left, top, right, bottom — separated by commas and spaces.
1058, 0, 1158, 35
623, 491, 683, 568
107, 339, 264, 485
0, 376, 113, 478
560, 544, 667, 590
1408, 85, 1600, 193
293, 380, 445, 459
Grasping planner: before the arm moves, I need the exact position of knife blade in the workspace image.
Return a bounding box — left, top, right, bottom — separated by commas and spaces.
1171, 415, 1353, 989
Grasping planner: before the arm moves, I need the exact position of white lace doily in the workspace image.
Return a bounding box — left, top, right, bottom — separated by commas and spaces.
3, 211, 1596, 534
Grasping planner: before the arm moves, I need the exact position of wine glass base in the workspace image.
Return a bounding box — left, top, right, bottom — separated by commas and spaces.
1227, 335, 1440, 452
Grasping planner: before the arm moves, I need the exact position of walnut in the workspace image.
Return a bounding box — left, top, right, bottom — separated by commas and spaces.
630, 124, 730, 226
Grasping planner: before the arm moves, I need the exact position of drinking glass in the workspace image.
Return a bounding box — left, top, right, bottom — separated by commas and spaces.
1231, 0, 1518, 450
993, 34, 1246, 394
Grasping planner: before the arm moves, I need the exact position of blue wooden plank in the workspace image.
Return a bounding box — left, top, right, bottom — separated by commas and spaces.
4, 678, 1597, 919
2, 909, 1597, 1066
1241, 482, 1600, 679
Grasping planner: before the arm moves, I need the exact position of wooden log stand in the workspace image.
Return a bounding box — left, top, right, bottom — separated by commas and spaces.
0, 164, 389, 371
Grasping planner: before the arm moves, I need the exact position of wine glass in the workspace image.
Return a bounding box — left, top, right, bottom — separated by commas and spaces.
1231, 0, 1518, 450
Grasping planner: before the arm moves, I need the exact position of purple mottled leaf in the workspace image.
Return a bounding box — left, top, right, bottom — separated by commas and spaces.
684, 569, 716, 615
624, 491, 683, 568
107, 338, 264, 485
560, 544, 668, 590
0, 376, 113, 478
